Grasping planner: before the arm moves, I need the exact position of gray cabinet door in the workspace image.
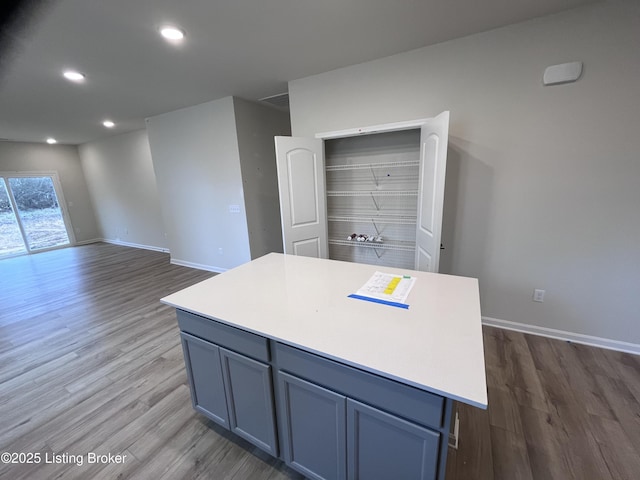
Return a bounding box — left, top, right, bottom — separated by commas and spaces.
278, 372, 347, 480
180, 332, 229, 428
347, 399, 440, 480
220, 347, 278, 456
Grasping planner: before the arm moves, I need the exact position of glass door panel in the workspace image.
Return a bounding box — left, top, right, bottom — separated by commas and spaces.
8, 176, 70, 251
0, 178, 27, 257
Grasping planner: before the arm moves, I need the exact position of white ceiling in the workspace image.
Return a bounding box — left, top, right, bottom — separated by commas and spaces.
0, 0, 596, 145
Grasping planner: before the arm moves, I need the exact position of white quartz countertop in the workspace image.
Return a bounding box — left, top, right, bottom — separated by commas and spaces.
161, 253, 487, 409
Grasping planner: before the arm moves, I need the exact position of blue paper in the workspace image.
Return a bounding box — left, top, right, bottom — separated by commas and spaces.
348, 294, 409, 309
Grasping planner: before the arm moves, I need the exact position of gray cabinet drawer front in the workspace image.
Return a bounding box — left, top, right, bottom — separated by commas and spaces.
177, 309, 269, 362
275, 343, 443, 429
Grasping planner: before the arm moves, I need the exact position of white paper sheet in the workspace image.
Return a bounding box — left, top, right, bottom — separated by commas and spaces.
353, 271, 416, 305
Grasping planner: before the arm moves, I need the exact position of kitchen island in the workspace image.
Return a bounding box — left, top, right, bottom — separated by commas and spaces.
161, 253, 487, 480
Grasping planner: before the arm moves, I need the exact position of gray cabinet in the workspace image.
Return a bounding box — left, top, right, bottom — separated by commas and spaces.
177, 310, 451, 480
347, 399, 440, 480
180, 332, 229, 427
178, 311, 278, 456
277, 369, 443, 480
220, 348, 278, 456
275, 344, 448, 480
278, 372, 347, 480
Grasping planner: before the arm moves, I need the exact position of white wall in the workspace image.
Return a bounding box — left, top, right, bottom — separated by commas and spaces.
146, 96, 251, 271
288, 1, 640, 346
78, 130, 167, 251
0, 140, 100, 243
233, 97, 290, 258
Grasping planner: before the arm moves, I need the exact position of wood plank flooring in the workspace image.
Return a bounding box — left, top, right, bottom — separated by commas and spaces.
0, 243, 302, 480
1, 243, 639, 479
446, 328, 640, 480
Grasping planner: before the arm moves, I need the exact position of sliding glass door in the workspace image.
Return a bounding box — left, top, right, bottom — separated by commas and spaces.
0, 173, 72, 258
0, 179, 26, 256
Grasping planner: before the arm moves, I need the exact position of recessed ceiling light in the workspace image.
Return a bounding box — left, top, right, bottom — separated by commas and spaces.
63, 70, 86, 82
103, 120, 115, 128
159, 25, 185, 41
46, 137, 57, 144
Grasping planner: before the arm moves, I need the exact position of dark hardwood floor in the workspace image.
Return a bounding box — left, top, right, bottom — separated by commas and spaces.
1, 243, 639, 479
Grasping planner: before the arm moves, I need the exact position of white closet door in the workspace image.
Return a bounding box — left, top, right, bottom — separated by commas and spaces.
415, 111, 450, 272
275, 136, 328, 258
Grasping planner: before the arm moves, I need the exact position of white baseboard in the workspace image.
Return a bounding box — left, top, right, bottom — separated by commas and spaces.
101, 238, 169, 253
97, 240, 223, 273
482, 316, 640, 356
74, 238, 102, 246
170, 258, 227, 274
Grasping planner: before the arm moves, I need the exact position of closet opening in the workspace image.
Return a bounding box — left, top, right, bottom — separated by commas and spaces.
275, 111, 449, 272
325, 129, 421, 269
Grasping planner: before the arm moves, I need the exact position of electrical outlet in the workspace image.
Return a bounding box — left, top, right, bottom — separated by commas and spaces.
533, 289, 545, 302
218, 248, 223, 255
228, 204, 241, 214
